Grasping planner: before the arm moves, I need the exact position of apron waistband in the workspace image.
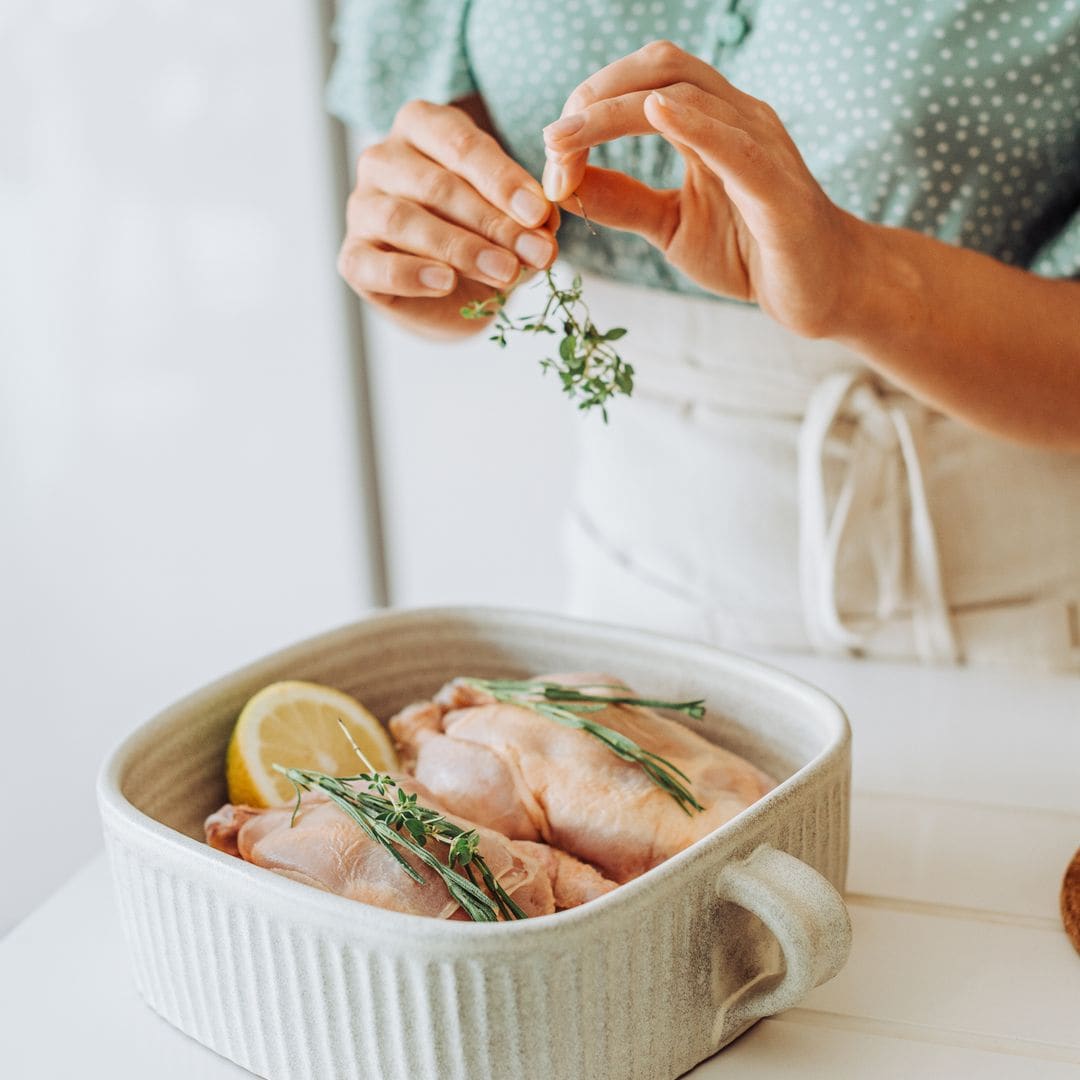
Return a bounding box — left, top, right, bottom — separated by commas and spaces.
560, 271, 1080, 671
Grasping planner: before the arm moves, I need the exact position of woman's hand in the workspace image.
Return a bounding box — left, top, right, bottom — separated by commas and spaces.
339, 98, 558, 338
541, 41, 864, 339
544, 42, 1080, 447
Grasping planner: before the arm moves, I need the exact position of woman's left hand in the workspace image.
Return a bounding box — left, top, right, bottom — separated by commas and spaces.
542, 41, 864, 339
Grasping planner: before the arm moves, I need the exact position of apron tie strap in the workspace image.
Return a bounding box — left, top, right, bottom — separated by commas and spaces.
798, 370, 958, 662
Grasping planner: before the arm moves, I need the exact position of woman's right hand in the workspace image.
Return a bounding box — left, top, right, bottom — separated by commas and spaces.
338, 99, 558, 338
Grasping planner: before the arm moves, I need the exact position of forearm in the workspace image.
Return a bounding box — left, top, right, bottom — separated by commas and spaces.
830, 215, 1080, 449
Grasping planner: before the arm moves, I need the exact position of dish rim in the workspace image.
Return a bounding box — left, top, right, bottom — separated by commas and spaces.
97, 605, 850, 944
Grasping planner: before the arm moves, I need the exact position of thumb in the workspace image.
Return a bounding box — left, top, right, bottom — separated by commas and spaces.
558, 165, 679, 251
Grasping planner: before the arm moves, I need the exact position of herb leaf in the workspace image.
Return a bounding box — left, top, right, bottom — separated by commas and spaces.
273, 765, 529, 922
460, 269, 632, 422
460, 678, 706, 815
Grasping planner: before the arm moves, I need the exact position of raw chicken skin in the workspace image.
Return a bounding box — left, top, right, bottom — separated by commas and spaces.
205, 775, 615, 919
390, 674, 776, 884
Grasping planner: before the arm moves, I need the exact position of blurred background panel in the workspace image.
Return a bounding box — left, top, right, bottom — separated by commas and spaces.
361, 303, 576, 610
0, 0, 577, 934
0, 0, 376, 931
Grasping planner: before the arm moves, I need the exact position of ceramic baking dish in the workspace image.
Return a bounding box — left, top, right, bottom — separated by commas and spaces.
97, 607, 852, 1080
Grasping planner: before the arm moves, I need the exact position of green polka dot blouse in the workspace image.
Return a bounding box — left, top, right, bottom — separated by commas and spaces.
327, 0, 1080, 294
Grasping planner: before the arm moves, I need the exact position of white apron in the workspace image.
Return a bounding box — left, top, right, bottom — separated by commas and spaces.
564, 275, 1080, 673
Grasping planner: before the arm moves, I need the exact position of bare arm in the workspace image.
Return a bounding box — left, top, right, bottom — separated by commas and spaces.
834, 219, 1080, 449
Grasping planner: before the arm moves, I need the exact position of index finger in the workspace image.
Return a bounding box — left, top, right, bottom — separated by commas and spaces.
394, 100, 551, 229
544, 86, 742, 153
543, 41, 754, 200
562, 40, 753, 117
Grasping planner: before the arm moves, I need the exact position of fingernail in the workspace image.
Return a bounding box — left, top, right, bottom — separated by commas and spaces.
651, 91, 686, 115
545, 146, 575, 164
510, 188, 548, 226
515, 231, 554, 269
419, 265, 454, 291
544, 112, 586, 141
542, 163, 568, 202
476, 248, 518, 282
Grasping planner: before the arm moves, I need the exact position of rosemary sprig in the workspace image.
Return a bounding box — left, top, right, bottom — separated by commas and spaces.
461, 678, 706, 815
460, 269, 632, 423
273, 764, 528, 922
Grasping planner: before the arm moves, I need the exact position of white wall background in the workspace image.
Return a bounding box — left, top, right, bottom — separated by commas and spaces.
0, 1, 377, 932
0, 0, 583, 936
362, 307, 576, 609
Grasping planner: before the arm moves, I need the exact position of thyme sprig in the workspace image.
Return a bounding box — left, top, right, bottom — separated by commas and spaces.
462, 678, 706, 815
273, 764, 528, 922
460, 269, 632, 422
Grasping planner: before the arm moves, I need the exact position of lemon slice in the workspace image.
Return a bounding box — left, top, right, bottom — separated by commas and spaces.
225, 680, 399, 807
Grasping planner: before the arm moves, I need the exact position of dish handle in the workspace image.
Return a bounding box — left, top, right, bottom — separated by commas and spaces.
712, 843, 851, 1038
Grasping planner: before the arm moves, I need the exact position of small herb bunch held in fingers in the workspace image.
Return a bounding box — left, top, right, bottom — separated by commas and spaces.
274, 723, 527, 922
461, 271, 631, 422
461, 678, 706, 815
460, 199, 632, 422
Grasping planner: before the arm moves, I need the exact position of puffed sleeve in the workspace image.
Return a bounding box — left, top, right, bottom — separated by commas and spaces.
326, 0, 476, 135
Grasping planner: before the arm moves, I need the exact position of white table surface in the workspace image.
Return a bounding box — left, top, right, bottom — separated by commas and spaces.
4, 651, 1079, 1078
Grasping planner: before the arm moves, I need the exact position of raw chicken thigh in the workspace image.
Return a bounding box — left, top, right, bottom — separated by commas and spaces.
205, 775, 615, 919
390, 674, 775, 883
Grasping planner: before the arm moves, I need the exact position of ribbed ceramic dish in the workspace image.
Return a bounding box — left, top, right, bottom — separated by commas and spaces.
98, 607, 852, 1080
